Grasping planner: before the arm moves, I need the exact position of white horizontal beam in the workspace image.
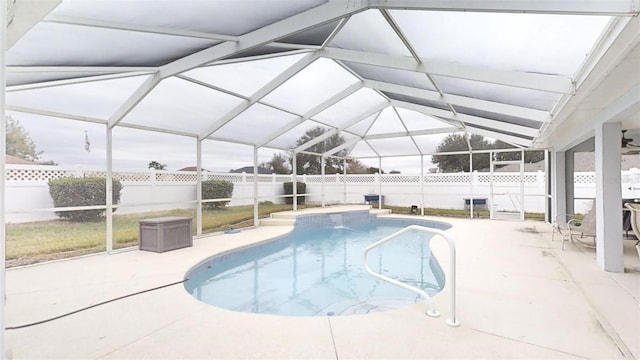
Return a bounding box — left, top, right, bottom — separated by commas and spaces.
365, 79, 551, 123
7, 71, 155, 92
176, 74, 249, 100
117, 123, 198, 138
7, 0, 60, 48
108, 73, 161, 128
44, 15, 238, 41
367, 127, 457, 141
465, 125, 533, 147
160, 1, 367, 78
256, 81, 363, 147
320, 47, 574, 94
199, 53, 318, 140
368, 0, 640, 16
5, 105, 107, 124
327, 126, 458, 156
295, 102, 388, 152
391, 99, 540, 138
201, 135, 257, 147
6, 66, 157, 73
325, 137, 361, 156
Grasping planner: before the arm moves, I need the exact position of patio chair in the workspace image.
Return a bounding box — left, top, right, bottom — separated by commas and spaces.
623, 203, 640, 271
556, 201, 596, 250
552, 213, 576, 244
552, 201, 593, 250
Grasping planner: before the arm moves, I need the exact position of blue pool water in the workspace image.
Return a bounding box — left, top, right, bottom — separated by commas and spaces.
184, 211, 450, 316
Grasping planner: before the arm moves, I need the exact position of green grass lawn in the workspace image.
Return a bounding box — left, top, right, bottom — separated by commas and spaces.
382, 205, 545, 221
6, 204, 294, 267
6, 203, 544, 267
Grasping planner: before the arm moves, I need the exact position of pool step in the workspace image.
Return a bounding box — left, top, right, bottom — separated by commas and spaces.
370, 209, 392, 216
259, 218, 295, 226
261, 208, 391, 227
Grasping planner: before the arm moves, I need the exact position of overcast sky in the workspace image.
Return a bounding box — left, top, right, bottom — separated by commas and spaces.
10, 111, 430, 174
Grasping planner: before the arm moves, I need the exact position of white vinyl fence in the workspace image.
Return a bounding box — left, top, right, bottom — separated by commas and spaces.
5, 164, 640, 223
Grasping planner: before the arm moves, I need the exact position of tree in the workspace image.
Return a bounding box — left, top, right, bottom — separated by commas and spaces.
148, 160, 167, 170
292, 126, 347, 175
6, 115, 42, 161
432, 134, 493, 172
493, 140, 544, 163
346, 159, 368, 174
261, 153, 290, 174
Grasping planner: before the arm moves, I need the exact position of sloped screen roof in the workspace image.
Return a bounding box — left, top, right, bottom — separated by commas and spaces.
6, 0, 636, 161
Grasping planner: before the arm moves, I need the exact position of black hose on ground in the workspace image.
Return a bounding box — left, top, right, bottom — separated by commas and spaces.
5, 279, 188, 330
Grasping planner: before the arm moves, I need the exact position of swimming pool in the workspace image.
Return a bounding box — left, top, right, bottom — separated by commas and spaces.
184, 211, 451, 316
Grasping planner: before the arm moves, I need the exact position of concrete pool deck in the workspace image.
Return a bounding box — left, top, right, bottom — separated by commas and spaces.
4, 205, 639, 359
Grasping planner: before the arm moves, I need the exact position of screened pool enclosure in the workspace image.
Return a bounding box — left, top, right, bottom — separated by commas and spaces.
2, 2, 639, 270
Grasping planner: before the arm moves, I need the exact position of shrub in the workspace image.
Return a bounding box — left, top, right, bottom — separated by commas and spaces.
202, 180, 234, 209
283, 181, 306, 205
48, 177, 123, 222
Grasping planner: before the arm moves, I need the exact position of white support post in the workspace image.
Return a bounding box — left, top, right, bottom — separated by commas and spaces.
0, 1, 7, 354
544, 150, 550, 223
292, 151, 297, 211
196, 139, 202, 235
489, 151, 494, 219
321, 156, 326, 207
420, 155, 425, 216
520, 150, 525, 221
551, 149, 567, 226
106, 127, 113, 253
253, 146, 259, 227
343, 158, 347, 204
378, 157, 383, 210
469, 152, 474, 218
595, 122, 623, 272
565, 150, 575, 216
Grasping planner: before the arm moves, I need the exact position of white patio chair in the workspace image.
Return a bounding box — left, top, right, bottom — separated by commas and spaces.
623, 203, 640, 271
564, 201, 596, 250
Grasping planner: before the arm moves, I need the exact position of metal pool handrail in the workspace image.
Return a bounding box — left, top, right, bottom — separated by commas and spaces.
362, 224, 460, 327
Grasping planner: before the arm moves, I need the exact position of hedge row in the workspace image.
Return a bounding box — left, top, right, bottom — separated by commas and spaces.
48, 177, 123, 222
202, 179, 234, 209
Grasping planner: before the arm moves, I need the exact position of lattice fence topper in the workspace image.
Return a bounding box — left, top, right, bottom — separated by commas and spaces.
155, 171, 198, 182
304, 176, 324, 183
206, 173, 244, 183
424, 174, 472, 183
574, 173, 596, 184
5, 166, 73, 182
382, 175, 420, 183
344, 175, 375, 183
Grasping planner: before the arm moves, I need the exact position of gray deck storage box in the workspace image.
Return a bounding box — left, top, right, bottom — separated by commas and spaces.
139, 216, 193, 253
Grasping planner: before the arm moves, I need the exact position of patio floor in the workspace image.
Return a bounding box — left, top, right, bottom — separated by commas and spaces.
4, 205, 639, 359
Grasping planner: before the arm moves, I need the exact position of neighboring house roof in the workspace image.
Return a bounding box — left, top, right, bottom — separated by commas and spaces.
495, 152, 640, 172
230, 166, 272, 174
5, 154, 35, 165
495, 162, 545, 172
178, 166, 211, 172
